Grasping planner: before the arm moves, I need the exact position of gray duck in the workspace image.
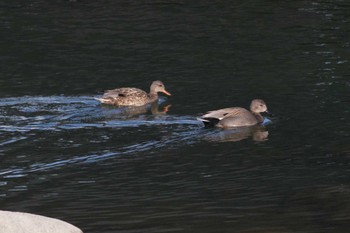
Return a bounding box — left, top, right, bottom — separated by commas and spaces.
197, 99, 270, 128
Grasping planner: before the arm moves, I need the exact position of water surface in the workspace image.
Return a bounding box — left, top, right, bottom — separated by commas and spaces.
1, 1, 350, 233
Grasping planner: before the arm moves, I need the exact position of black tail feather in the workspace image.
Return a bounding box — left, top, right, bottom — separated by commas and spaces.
199, 117, 220, 128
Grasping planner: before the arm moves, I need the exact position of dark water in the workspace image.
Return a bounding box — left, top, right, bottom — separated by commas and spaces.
1, 1, 350, 232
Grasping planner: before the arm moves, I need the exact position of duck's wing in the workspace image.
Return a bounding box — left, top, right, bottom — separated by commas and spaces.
201, 107, 245, 120
96, 87, 148, 105
103, 87, 145, 98
197, 107, 249, 127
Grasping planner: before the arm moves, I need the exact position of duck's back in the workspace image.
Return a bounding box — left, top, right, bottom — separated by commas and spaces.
218, 107, 258, 128
100, 87, 150, 106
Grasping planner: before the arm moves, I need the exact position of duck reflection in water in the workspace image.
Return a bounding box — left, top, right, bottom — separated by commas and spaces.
100, 100, 171, 119
204, 125, 269, 142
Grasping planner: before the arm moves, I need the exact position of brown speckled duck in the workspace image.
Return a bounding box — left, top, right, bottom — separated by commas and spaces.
197, 99, 270, 128
96, 80, 171, 106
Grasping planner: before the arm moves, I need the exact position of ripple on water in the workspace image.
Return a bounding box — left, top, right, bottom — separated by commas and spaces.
0, 95, 200, 130
0, 95, 204, 183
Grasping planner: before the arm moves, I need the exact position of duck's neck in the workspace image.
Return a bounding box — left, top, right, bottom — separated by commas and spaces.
252, 112, 264, 123
148, 91, 158, 102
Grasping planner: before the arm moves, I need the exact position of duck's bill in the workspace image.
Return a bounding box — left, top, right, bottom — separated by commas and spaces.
162, 90, 171, 96
264, 110, 274, 117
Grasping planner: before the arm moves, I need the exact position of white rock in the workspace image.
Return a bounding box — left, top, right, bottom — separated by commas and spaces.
0, 210, 83, 233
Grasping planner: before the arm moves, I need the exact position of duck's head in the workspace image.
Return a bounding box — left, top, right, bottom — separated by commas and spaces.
250, 99, 268, 114
150, 80, 171, 96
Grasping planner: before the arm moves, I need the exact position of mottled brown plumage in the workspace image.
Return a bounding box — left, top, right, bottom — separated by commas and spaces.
96, 81, 171, 106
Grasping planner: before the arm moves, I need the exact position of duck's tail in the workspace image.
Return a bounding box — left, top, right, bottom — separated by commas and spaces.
94, 97, 112, 104
197, 117, 220, 128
